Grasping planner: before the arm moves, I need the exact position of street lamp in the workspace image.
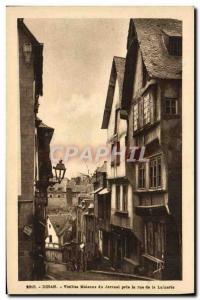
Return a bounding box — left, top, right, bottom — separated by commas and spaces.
53, 160, 66, 183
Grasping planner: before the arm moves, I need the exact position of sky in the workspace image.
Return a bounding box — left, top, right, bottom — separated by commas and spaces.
25, 18, 129, 178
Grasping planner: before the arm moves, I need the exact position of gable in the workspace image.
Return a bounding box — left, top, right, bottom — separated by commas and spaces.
101, 57, 125, 129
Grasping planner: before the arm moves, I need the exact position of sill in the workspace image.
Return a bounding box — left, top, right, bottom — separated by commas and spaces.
135, 188, 165, 193
137, 188, 148, 192
149, 187, 164, 192
115, 210, 129, 217
110, 163, 121, 168
133, 120, 160, 137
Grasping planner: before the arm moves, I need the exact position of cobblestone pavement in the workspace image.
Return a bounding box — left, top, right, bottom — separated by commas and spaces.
45, 262, 148, 281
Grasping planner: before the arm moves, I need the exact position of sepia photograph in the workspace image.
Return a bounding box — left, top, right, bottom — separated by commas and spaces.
6, 6, 194, 295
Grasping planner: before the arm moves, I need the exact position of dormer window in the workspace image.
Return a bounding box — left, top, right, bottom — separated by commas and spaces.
168, 36, 182, 56
165, 97, 178, 114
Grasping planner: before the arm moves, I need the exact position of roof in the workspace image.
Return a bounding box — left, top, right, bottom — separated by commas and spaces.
132, 19, 182, 79
113, 56, 126, 98
48, 214, 72, 236
98, 188, 110, 195
96, 161, 107, 173
38, 121, 54, 131
17, 18, 42, 45
37, 118, 54, 142
101, 56, 125, 129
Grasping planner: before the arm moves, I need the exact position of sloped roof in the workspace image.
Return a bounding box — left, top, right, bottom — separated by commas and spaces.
48, 214, 72, 236
132, 18, 182, 79
113, 56, 126, 100
101, 56, 125, 129
17, 18, 41, 45
96, 161, 107, 173
38, 121, 54, 131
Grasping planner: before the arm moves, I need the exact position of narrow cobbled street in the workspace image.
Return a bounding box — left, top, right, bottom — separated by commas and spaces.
45, 262, 149, 281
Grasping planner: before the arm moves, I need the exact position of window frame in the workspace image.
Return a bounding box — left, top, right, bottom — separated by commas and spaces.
168, 36, 182, 56
133, 103, 139, 131
122, 185, 128, 212
111, 141, 121, 167
145, 222, 166, 260
138, 163, 146, 189
165, 97, 178, 115
133, 92, 153, 132
143, 93, 151, 125
149, 156, 162, 189
116, 185, 120, 211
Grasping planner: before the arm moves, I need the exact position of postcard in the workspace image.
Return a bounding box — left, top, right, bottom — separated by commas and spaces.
6, 6, 194, 295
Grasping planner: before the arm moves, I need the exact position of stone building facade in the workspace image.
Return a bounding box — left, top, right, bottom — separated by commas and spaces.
98, 18, 182, 279
121, 18, 182, 279
18, 19, 54, 280
101, 56, 143, 274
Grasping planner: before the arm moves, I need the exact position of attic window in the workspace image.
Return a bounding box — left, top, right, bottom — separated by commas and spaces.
165, 97, 178, 114
168, 36, 182, 56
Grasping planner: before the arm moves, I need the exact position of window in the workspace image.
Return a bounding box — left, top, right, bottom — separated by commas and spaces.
122, 185, 128, 211
111, 144, 115, 167
111, 142, 120, 167
49, 235, 52, 243
116, 142, 120, 166
114, 109, 118, 134
145, 222, 166, 259
116, 185, 120, 210
150, 156, 162, 188
143, 94, 151, 125
165, 98, 178, 114
134, 93, 153, 131
138, 163, 146, 189
134, 104, 139, 131
168, 36, 182, 56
